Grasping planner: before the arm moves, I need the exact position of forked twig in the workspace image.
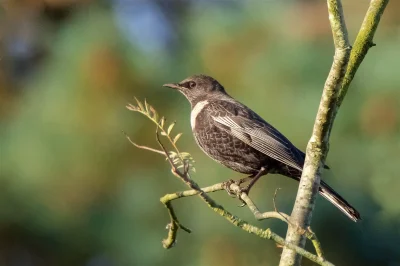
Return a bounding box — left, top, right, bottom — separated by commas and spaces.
123, 131, 165, 155
272, 188, 290, 223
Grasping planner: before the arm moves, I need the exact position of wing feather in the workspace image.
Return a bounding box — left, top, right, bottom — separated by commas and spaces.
212, 115, 303, 171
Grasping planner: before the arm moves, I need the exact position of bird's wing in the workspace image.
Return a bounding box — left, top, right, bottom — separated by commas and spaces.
212, 114, 303, 171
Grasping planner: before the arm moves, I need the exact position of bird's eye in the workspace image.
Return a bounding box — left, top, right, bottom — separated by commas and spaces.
189, 81, 196, 89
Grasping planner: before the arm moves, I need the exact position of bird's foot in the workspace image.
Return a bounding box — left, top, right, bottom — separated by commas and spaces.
237, 167, 267, 206
236, 185, 251, 207
222, 179, 250, 206
222, 179, 241, 197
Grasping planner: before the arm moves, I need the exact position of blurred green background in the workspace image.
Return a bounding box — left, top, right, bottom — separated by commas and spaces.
0, 1, 399, 266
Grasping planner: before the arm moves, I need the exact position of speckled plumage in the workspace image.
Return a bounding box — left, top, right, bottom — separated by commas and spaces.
164, 74, 361, 222
192, 99, 303, 178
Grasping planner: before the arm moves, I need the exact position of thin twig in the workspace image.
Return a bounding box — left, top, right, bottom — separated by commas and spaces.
272, 188, 292, 225
239, 185, 324, 258
155, 127, 176, 174
273, 188, 281, 213
307, 226, 324, 259
271, 188, 324, 259
123, 131, 165, 155
160, 200, 191, 249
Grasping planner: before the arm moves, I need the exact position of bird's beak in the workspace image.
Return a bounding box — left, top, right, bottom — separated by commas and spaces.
163, 83, 181, 90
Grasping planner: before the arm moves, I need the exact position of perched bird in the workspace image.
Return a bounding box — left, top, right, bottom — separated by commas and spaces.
164, 74, 361, 222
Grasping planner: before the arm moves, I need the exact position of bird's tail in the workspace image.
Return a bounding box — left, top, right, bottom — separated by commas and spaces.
319, 180, 361, 222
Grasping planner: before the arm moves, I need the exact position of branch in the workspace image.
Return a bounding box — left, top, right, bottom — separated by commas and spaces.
123, 131, 165, 155
126, 99, 332, 265
280, 3, 351, 263
279, 1, 389, 266
160, 181, 327, 262
337, 0, 390, 107
242, 187, 325, 259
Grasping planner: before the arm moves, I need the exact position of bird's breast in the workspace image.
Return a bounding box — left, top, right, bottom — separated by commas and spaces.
192, 119, 268, 175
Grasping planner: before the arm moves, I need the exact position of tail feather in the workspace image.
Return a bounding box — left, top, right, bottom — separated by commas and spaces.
319, 180, 361, 222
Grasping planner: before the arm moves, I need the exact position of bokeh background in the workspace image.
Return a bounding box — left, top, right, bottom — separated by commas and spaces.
0, 1, 399, 266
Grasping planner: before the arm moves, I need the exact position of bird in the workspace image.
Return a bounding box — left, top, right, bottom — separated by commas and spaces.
163, 74, 361, 222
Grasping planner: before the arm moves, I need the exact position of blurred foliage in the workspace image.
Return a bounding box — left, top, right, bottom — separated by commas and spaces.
0, 1, 399, 266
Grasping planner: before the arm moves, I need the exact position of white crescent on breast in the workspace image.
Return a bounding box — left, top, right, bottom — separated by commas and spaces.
191, 100, 209, 129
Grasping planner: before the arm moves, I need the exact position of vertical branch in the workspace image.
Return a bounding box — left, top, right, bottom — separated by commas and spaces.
279, 1, 351, 265
337, 0, 390, 107
279, 1, 389, 266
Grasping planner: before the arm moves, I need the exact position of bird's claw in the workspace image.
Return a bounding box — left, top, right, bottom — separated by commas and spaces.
236, 187, 250, 207
237, 199, 247, 207
222, 179, 238, 197
223, 179, 250, 206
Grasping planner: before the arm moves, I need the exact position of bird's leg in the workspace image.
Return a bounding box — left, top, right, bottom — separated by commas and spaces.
236, 175, 254, 186
222, 168, 268, 206
241, 167, 268, 195
236, 167, 268, 206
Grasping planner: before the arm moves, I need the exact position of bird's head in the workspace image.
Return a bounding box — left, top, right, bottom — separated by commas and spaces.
163, 74, 227, 105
